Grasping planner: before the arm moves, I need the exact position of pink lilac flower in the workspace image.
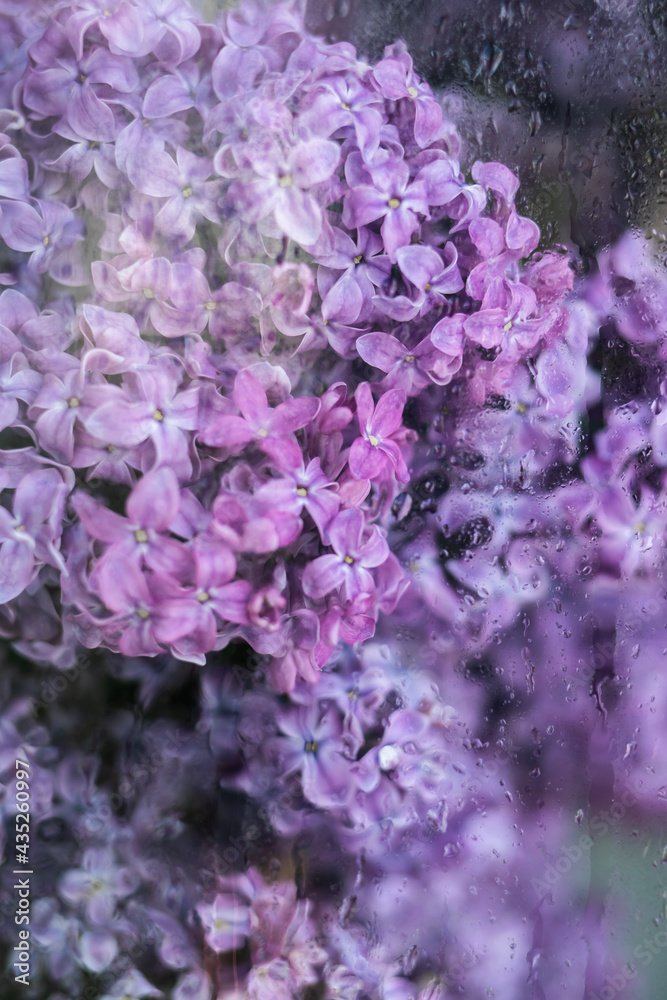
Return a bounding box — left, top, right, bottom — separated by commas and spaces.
201, 368, 320, 468
302, 507, 389, 601
348, 381, 410, 481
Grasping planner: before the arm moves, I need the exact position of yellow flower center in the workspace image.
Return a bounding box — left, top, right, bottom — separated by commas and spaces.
136, 608, 150, 620
353, 254, 363, 265
205, 300, 216, 311
42, 236, 49, 246
181, 185, 193, 198
296, 487, 308, 497
503, 320, 513, 332
369, 434, 379, 446
278, 175, 293, 188
143, 288, 154, 299
256, 428, 268, 438
404, 354, 415, 363
344, 555, 354, 565
387, 197, 401, 209
134, 529, 148, 544
197, 591, 210, 602
424, 282, 432, 292
408, 86, 419, 98
516, 402, 528, 414
68, 397, 80, 408
152, 409, 164, 421
304, 740, 318, 753
341, 101, 351, 110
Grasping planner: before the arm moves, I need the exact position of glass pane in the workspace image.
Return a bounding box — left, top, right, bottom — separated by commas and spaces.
1, 2, 665, 999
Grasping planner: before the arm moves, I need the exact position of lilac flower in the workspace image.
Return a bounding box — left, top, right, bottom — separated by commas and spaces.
463, 277, 543, 352
255, 457, 340, 538
196, 890, 251, 953
0, 199, 84, 275
393, 242, 463, 316
169, 265, 262, 341
0, 138, 29, 201
84, 361, 199, 479
315, 227, 390, 325
211, 1, 275, 99
299, 74, 384, 161
153, 541, 252, 660
228, 137, 340, 246
356, 331, 458, 393
124, 146, 221, 241
415, 152, 486, 231
348, 381, 410, 481
342, 156, 429, 260
24, 34, 138, 142
67, 0, 148, 59
72, 467, 190, 578
29, 362, 110, 466
89, 553, 169, 656
0, 468, 68, 602
372, 49, 443, 147
302, 508, 389, 601
136, 0, 202, 66
58, 847, 139, 925
272, 702, 353, 808
201, 368, 320, 467
91, 257, 183, 338
0, 345, 42, 432
99, 969, 161, 1000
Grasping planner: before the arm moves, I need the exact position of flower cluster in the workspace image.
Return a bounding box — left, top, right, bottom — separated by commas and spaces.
0, 0, 579, 691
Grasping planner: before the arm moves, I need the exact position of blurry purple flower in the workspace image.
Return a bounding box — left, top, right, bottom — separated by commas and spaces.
24, 39, 138, 142
273, 702, 352, 808
228, 137, 340, 245
0, 468, 68, 602
58, 847, 139, 925
196, 891, 251, 953
0, 198, 84, 274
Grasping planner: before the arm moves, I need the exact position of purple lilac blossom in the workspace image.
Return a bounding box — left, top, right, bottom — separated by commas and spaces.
0, 3, 662, 1000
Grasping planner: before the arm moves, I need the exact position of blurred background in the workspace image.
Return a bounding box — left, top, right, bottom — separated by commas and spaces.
301, 0, 667, 267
